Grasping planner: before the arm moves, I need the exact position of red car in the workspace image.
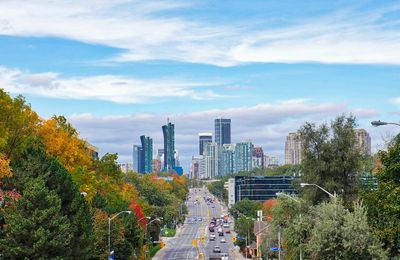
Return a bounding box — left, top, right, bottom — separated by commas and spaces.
225, 229, 230, 233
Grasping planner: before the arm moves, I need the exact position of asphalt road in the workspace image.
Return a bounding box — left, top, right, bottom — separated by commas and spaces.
161, 187, 235, 260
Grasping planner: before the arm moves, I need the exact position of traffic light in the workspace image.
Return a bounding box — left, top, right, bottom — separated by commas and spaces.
232, 237, 236, 243
193, 240, 197, 246
160, 242, 165, 248
188, 212, 191, 216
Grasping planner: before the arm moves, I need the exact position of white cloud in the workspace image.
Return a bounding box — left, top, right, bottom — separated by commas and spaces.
67, 102, 377, 171
390, 97, 400, 105
0, 66, 225, 103
1, 1, 400, 66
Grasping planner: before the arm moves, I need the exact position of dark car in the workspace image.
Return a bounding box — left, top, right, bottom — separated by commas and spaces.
209, 226, 214, 232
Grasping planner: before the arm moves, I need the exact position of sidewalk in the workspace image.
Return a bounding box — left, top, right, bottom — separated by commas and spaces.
152, 223, 186, 260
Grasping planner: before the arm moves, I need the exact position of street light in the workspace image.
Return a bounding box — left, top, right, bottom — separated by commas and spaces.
80, 192, 87, 196
371, 120, 400, 127
108, 211, 132, 258
300, 183, 336, 198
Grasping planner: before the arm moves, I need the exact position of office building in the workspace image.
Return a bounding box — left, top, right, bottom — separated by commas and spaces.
199, 133, 212, 155
285, 132, 302, 165
235, 140, 253, 172
162, 121, 175, 170
221, 144, 236, 175
204, 142, 219, 178
354, 129, 371, 155
228, 176, 298, 207
157, 149, 164, 167
215, 118, 231, 146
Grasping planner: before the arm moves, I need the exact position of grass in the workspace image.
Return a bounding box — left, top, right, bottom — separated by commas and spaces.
164, 227, 176, 237
150, 244, 162, 257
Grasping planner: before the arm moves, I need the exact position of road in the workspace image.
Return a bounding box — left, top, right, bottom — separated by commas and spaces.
160, 187, 235, 260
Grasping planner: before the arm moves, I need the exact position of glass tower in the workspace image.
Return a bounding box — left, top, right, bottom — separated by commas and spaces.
162, 122, 175, 170
215, 118, 231, 147
199, 133, 212, 155
140, 135, 153, 173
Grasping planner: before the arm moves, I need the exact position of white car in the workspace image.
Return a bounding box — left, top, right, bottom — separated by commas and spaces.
220, 252, 229, 260
220, 238, 226, 243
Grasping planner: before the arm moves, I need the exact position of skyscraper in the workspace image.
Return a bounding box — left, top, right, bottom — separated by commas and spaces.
199, 133, 212, 155
235, 140, 253, 172
215, 118, 231, 147
354, 129, 371, 155
221, 144, 236, 175
252, 147, 264, 168
132, 144, 141, 172
140, 135, 153, 173
204, 142, 219, 178
162, 121, 175, 170
285, 132, 302, 165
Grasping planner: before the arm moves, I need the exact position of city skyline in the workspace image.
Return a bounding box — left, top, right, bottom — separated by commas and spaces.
0, 1, 399, 172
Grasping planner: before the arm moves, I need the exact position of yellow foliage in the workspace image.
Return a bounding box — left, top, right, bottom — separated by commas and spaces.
121, 183, 139, 202
0, 152, 12, 183
38, 119, 92, 171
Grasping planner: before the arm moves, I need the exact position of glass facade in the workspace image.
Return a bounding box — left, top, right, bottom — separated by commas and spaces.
199, 133, 212, 155
235, 141, 253, 172
221, 144, 235, 175
140, 135, 153, 173
215, 118, 231, 147
162, 122, 175, 170
235, 176, 298, 202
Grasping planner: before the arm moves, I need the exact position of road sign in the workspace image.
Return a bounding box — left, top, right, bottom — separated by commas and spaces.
236, 236, 243, 239
188, 212, 191, 216
193, 240, 197, 246
201, 236, 205, 242
160, 242, 165, 248
270, 248, 280, 251
232, 237, 236, 242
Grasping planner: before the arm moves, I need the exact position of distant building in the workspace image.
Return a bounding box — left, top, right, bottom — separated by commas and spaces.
132, 145, 141, 172
140, 135, 153, 173
252, 147, 264, 168
235, 140, 253, 172
190, 155, 204, 179
162, 121, 175, 170
118, 162, 133, 173
215, 118, 231, 147
285, 132, 302, 165
228, 176, 298, 207
199, 133, 212, 155
157, 149, 164, 167
86, 143, 99, 158
153, 159, 162, 173
221, 144, 236, 175
264, 155, 279, 168
354, 129, 371, 155
204, 142, 219, 178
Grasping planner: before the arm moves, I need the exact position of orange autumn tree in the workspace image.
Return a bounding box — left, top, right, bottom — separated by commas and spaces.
262, 199, 276, 221
38, 115, 92, 172
0, 153, 12, 183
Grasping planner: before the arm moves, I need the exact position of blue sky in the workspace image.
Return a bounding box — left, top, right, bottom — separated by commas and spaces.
1, 0, 400, 171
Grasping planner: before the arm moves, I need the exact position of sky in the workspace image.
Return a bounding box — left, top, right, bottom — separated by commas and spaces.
1, 0, 400, 172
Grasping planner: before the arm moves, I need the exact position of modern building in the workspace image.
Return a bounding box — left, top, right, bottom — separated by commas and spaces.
285, 132, 302, 165
199, 133, 213, 155
204, 142, 219, 178
140, 135, 153, 173
235, 140, 253, 172
221, 144, 236, 175
215, 118, 231, 147
228, 176, 298, 207
157, 149, 164, 167
132, 144, 141, 172
264, 155, 280, 168
152, 159, 162, 173
162, 121, 175, 170
252, 147, 264, 168
354, 129, 371, 155
190, 155, 204, 179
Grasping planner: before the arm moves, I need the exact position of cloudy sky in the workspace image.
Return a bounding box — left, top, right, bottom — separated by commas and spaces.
1, 0, 400, 171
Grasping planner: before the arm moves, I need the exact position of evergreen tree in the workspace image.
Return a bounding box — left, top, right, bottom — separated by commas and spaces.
0, 178, 71, 259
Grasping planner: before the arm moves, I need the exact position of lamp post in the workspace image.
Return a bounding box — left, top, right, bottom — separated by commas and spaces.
276, 192, 302, 260
371, 120, 400, 127
300, 183, 336, 198
108, 211, 132, 258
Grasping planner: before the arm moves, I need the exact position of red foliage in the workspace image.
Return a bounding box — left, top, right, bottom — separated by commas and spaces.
0, 188, 21, 209
129, 199, 147, 230
262, 199, 276, 221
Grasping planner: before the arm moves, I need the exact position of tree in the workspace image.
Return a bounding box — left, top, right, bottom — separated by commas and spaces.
0, 152, 12, 183
299, 114, 362, 205
0, 178, 71, 259
363, 133, 400, 256
229, 199, 262, 218
234, 216, 255, 250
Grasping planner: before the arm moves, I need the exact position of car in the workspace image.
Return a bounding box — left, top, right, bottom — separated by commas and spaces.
225, 229, 230, 233
223, 219, 228, 223
209, 226, 214, 232
220, 252, 229, 260
213, 246, 221, 253
218, 231, 224, 236
220, 238, 226, 243
223, 224, 229, 228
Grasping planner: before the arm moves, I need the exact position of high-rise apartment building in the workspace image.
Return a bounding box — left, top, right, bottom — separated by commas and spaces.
215, 118, 231, 147
252, 147, 264, 168
221, 144, 236, 175
204, 142, 219, 178
285, 132, 302, 165
264, 155, 279, 168
199, 133, 212, 155
354, 129, 371, 155
132, 144, 141, 172
190, 155, 204, 179
140, 135, 153, 173
235, 140, 253, 172
162, 122, 175, 170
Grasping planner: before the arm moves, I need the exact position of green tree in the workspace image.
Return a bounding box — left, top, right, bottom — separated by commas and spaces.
0, 178, 71, 259
229, 199, 262, 218
234, 216, 255, 250
299, 114, 362, 205
363, 133, 400, 256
